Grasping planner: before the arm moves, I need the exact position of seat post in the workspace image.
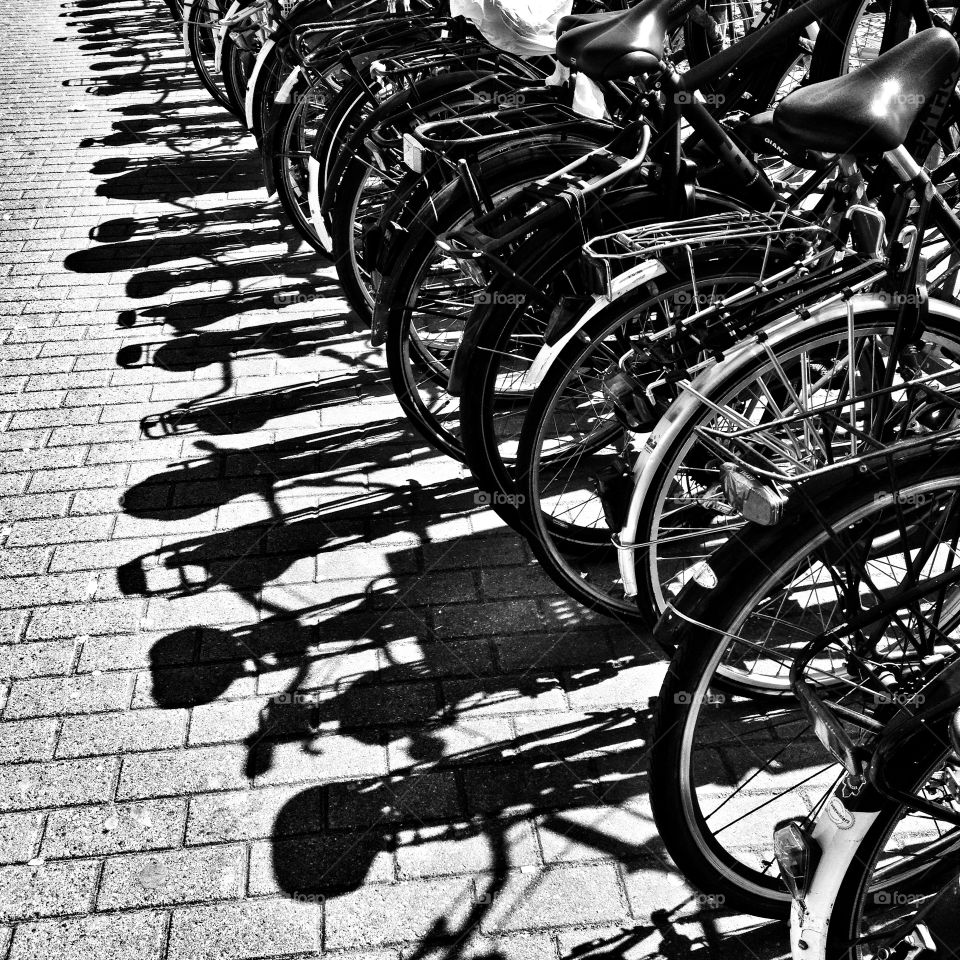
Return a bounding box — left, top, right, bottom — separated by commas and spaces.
884, 142, 960, 256
884, 144, 924, 184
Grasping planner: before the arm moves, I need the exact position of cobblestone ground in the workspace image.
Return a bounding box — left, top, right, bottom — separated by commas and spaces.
0, 1, 789, 957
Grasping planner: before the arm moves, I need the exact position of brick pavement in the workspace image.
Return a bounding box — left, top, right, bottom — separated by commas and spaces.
0, 1, 787, 957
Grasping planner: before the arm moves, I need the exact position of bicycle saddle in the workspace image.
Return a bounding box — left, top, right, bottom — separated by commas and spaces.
952, 706, 960, 758
774, 28, 960, 156
555, 0, 673, 81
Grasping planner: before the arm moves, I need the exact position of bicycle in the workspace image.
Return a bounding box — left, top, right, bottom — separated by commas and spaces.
445, 0, 956, 624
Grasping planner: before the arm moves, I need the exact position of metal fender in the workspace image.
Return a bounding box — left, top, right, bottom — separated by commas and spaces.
307, 157, 333, 255
615, 292, 943, 598
789, 796, 880, 960
275, 64, 302, 105
214, 0, 244, 72
245, 37, 275, 129
516, 260, 669, 395
182, 0, 196, 55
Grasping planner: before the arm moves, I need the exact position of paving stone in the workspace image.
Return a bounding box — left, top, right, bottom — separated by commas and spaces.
325, 877, 477, 949
42, 798, 186, 858
10, 910, 167, 960
0, 757, 116, 811
479, 865, 629, 933
327, 771, 462, 828
386, 717, 515, 771
254, 734, 390, 787
117, 745, 248, 800
57, 708, 187, 757
250, 831, 395, 896
0, 718, 57, 763
0, 812, 43, 865
167, 898, 323, 960
98, 844, 245, 909
25, 599, 143, 640
4, 672, 133, 718
396, 820, 539, 879
442, 677, 568, 717
186, 785, 315, 845
0, 859, 100, 922
0, 640, 76, 679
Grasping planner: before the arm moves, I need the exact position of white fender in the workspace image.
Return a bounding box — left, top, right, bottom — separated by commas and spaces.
182, 0, 196, 55
215, 0, 244, 73
245, 36, 276, 129
274, 63, 302, 104
308, 156, 333, 254
789, 795, 880, 960
615, 293, 960, 599
514, 260, 669, 395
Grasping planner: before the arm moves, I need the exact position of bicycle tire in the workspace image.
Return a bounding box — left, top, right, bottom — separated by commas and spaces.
381, 137, 622, 460
513, 246, 779, 623
649, 445, 960, 918
627, 298, 960, 626
457, 188, 746, 531
184, 0, 237, 114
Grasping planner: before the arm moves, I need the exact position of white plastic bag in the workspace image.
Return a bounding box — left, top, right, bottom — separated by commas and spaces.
451, 0, 574, 57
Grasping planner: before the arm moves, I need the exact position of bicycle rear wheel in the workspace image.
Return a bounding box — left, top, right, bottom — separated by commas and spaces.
650, 447, 960, 917
514, 246, 777, 622
184, 0, 236, 114
627, 300, 960, 625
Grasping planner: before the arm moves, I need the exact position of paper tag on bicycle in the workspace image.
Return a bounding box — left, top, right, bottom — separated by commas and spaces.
572, 74, 607, 119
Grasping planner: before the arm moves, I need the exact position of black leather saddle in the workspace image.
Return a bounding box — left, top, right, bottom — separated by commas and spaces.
555, 0, 674, 81
774, 28, 960, 155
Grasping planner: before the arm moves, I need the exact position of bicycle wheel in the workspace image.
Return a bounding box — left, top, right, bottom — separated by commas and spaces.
623, 299, 960, 622
381, 137, 621, 460
627, 299, 960, 626
269, 57, 363, 249
327, 69, 525, 321
457, 188, 746, 531
513, 245, 781, 622
222, 26, 258, 122
649, 448, 960, 918
246, 0, 350, 141
184, 0, 237, 114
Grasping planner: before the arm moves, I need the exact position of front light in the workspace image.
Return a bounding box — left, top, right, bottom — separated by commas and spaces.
773, 819, 821, 901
